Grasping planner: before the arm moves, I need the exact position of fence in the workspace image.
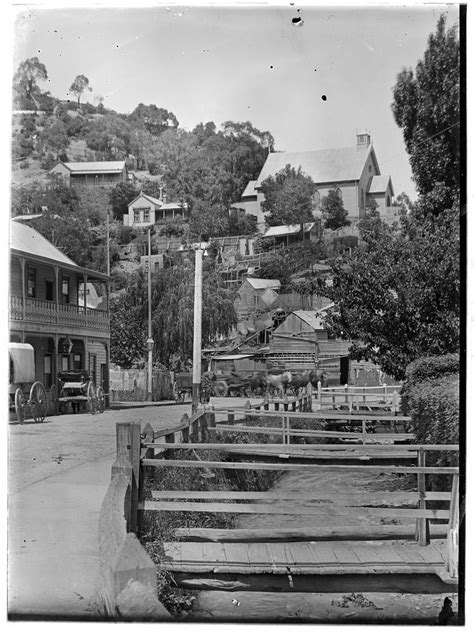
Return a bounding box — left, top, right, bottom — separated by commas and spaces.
109, 368, 173, 402
317, 384, 402, 413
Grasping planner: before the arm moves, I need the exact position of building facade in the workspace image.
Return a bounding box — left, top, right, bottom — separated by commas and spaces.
242, 134, 395, 231
123, 193, 188, 228
49, 161, 129, 187
9, 222, 110, 394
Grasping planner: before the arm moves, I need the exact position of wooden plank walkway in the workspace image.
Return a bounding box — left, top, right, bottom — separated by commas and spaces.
162, 540, 448, 577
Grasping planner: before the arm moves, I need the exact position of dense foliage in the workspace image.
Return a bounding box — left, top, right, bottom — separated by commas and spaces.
260, 164, 315, 227
321, 189, 350, 230
391, 15, 460, 210
110, 258, 237, 368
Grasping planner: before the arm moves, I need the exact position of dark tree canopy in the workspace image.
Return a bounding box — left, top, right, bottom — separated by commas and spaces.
320, 189, 350, 230
321, 205, 459, 381
130, 103, 179, 137
391, 15, 460, 207
260, 164, 315, 227
108, 182, 138, 220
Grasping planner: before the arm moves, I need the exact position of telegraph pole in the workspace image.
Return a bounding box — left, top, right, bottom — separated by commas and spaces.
146, 228, 154, 401
192, 247, 203, 412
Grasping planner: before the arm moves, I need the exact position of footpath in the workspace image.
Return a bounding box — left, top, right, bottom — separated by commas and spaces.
8, 400, 186, 620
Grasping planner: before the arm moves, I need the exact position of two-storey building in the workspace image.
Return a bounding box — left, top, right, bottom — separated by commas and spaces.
244, 134, 395, 231
9, 221, 110, 394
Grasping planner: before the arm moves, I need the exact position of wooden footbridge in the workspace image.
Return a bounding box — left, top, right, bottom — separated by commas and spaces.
99, 386, 460, 619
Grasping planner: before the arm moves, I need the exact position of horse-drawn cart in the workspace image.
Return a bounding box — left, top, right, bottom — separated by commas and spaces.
9, 343, 49, 424
173, 372, 193, 403
58, 370, 105, 415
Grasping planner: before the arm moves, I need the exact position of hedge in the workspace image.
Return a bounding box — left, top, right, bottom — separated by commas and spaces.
404, 353, 459, 387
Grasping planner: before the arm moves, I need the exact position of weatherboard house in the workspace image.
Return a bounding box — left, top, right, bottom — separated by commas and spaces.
123, 192, 188, 228
240, 134, 396, 231
49, 160, 129, 187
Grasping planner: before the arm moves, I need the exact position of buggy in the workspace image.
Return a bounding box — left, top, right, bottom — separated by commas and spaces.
9, 343, 49, 424
58, 370, 105, 415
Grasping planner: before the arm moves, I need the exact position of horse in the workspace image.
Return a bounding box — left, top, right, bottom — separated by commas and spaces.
265, 370, 292, 398
247, 372, 266, 397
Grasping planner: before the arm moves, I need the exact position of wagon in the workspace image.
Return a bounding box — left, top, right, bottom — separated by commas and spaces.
210, 372, 251, 398
173, 372, 193, 403
58, 370, 105, 415
9, 343, 48, 424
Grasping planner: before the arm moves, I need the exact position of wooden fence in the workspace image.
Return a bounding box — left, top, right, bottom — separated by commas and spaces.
317, 384, 402, 413
99, 391, 459, 617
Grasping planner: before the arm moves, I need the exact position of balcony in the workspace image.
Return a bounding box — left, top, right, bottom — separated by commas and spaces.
10, 296, 109, 333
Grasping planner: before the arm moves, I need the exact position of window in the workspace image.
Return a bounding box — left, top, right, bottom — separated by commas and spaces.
134, 209, 140, 223
143, 208, 150, 223
26, 267, 36, 298
62, 276, 70, 304
335, 187, 343, 201
386, 195, 390, 207
45, 280, 54, 301
61, 356, 69, 371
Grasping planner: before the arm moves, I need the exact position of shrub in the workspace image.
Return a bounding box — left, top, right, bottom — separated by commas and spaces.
404, 353, 459, 387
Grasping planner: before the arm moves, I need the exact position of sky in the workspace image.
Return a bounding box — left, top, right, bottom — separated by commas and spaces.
11, 1, 460, 201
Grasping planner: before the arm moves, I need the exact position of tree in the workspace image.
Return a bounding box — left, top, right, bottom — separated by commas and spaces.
320, 206, 460, 380
108, 182, 138, 220
391, 15, 460, 208
321, 189, 350, 230
69, 74, 92, 107
130, 103, 179, 137
38, 120, 69, 159
260, 165, 315, 228
13, 57, 48, 109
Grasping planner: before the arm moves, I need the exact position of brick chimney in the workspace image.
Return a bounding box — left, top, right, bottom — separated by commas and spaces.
356, 132, 371, 150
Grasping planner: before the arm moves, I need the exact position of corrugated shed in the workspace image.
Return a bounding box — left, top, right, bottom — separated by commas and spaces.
255, 146, 374, 188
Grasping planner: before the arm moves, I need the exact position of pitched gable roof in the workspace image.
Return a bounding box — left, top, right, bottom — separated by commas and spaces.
368, 175, 394, 196
128, 193, 162, 208
241, 180, 257, 198
245, 278, 281, 290
58, 161, 126, 174
255, 146, 379, 188
263, 223, 316, 238
10, 221, 79, 267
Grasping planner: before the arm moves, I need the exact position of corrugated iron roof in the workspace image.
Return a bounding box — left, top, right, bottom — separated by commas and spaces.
263, 223, 315, 238
10, 222, 79, 267
368, 175, 394, 195
62, 161, 126, 173
246, 278, 281, 290
241, 180, 257, 198
255, 146, 377, 188
293, 310, 326, 330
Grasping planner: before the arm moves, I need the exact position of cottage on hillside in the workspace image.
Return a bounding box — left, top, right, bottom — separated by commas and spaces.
49, 160, 129, 187
262, 222, 321, 247
240, 134, 395, 231
123, 192, 187, 228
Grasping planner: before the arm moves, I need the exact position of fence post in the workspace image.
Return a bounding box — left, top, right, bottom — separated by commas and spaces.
416, 448, 430, 546
446, 473, 459, 578
264, 394, 269, 411
113, 422, 141, 534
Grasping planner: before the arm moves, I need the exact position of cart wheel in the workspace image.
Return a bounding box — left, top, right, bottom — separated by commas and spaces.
30, 382, 47, 423
87, 382, 97, 415
15, 388, 26, 424
214, 381, 228, 397
96, 386, 105, 413
49, 384, 59, 416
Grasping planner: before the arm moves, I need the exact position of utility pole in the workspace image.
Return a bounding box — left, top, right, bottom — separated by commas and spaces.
105, 208, 111, 407
146, 228, 154, 401
192, 247, 203, 412
106, 209, 111, 276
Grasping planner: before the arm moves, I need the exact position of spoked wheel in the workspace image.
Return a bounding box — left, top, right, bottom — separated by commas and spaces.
15, 388, 26, 424
29, 381, 47, 423
87, 382, 97, 415
49, 384, 59, 416
96, 386, 105, 413
173, 382, 185, 403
